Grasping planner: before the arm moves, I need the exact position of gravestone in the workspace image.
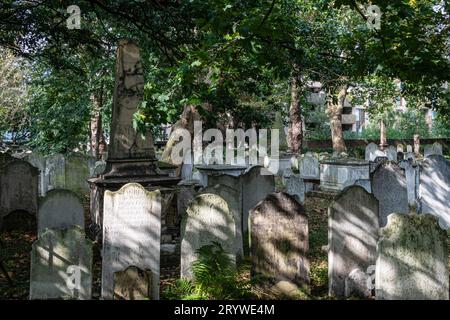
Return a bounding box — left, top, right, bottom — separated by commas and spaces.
250, 192, 309, 291
199, 184, 243, 257
65, 154, 96, 194
376, 213, 448, 300
406, 145, 413, 153
299, 152, 320, 180
25, 153, 46, 196
398, 160, 420, 211
113, 266, 152, 300
320, 158, 370, 192
180, 193, 235, 279
284, 174, 305, 204
102, 183, 161, 299
38, 189, 85, 236
0, 160, 39, 220
30, 227, 92, 300
0, 152, 14, 168
419, 155, 450, 229
371, 162, 408, 227
424, 142, 443, 158
241, 166, 275, 254
385, 146, 397, 162
176, 180, 201, 218
396, 144, 404, 153
328, 186, 379, 297
365, 143, 378, 161
353, 179, 371, 193
45, 154, 66, 191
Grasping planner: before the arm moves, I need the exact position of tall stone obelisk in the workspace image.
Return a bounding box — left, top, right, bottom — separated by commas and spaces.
103, 39, 158, 178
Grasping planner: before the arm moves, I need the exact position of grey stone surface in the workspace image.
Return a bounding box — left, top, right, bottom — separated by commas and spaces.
180, 193, 236, 279
199, 184, 243, 257
30, 226, 92, 300
299, 152, 320, 180
376, 213, 448, 300
371, 162, 409, 227
284, 174, 305, 203
320, 159, 369, 192
385, 146, 397, 162
38, 189, 85, 236
25, 153, 46, 196
353, 179, 371, 193
419, 155, 450, 229
113, 266, 152, 300
328, 185, 379, 297
344, 268, 372, 299
102, 183, 161, 299
195, 164, 247, 187
0, 159, 39, 219
176, 180, 201, 219
250, 192, 309, 291
365, 143, 378, 161
398, 160, 420, 211
424, 142, 443, 158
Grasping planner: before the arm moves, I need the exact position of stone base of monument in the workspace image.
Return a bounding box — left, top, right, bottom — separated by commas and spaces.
319, 158, 369, 192
88, 175, 180, 240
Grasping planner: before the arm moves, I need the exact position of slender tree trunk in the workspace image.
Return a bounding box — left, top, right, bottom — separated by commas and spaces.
327, 86, 348, 154
379, 119, 387, 151
288, 69, 303, 154
90, 83, 104, 160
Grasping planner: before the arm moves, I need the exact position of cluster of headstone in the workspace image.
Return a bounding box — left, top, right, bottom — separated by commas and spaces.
328, 185, 449, 300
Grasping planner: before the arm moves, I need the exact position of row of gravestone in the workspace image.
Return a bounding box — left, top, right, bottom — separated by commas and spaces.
329, 185, 448, 299
365, 142, 443, 163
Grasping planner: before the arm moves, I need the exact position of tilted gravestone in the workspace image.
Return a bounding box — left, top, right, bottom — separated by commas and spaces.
0, 160, 39, 220
376, 213, 448, 300
30, 226, 92, 300
199, 184, 243, 257
328, 185, 379, 297
38, 189, 85, 236
371, 162, 408, 227
284, 174, 305, 204
419, 155, 450, 229
113, 266, 152, 300
365, 142, 378, 161
102, 183, 161, 299
180, 193, 236, 279
250, 192, 309, 291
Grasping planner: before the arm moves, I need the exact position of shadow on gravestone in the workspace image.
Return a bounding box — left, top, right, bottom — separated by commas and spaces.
113, 266, 152, 300
250, 192, 309, 292
180, 193, 236, 280
371, 161, 408, 227
375, 213, 448, 300
328, 185, 379, 298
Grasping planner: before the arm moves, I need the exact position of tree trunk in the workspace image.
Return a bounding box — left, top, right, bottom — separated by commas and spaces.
379, 120, 387, 151
90, 83, 104, 160
327, 86, 348, 154
288, 70, 303, 154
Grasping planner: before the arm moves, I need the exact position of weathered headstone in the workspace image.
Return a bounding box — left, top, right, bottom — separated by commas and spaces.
38, 189, 85, 236
250, 192, 309, 291
241, 166, 275, 254
385, 146, 397, 162
353, 179, 371, 193
45, 154, 66, 191
284, 174, 305, 204
30, 227, 92, 300
419, 155, 450, 229
328, 186, 379, 297
299, 152, 320, 180
102, 183, 161, 299
0, 160, 39, 220
424, 142, 443, 158
406, 145, 413, 153
371, 162, 408, 227
199, 184, 243, 257
180, 193, 236, 279
365, 142, 378, 161
320, 158, 370, 192
25, 153, 46, 196
113, 266, 152, 300
376, 213, 449, 300
398, 160, 420, 211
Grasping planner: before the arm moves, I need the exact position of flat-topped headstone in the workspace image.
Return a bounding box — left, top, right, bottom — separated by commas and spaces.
38, 189, 84, 236
199, 184, 243, 257
180, 193, 235, 279
424, 142, 443, 158
320, 158, 369, 192
195, 164, 247, 187
250, 192, 309, 291
102, 183, 161, 299
298, 152, 319, 180
113, 266, 152, 300
0, 159, 39, 219
376, 213, 448, 300
371, 162, 408, 227
328, 186, 379, 297
365, 142, 378, 161
30, 227, 92, 300
419, 155, 450, 229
